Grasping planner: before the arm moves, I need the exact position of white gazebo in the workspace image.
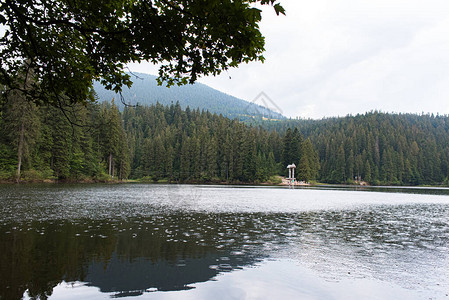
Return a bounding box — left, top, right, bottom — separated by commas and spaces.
287, 163, 296, 185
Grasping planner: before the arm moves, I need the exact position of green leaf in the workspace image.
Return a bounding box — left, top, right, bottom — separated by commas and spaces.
273, 3, 286, 16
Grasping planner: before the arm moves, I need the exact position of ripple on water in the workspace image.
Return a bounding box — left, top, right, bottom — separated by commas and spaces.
1, 184, 449, 299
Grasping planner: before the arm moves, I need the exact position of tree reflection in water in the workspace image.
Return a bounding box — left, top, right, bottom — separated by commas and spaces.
1, 213, 290, 299
1, 186, 449, 300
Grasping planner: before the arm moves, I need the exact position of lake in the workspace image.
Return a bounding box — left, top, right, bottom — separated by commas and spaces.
1, 184, 449, 299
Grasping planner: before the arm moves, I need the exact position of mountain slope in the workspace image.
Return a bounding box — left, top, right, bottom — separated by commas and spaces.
93, 73, 284, 120
256, 111, 449, 185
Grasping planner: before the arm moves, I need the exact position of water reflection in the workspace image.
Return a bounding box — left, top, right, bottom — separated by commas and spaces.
1, 184, 449, 299
1, 214, 270, 299
2, 205, 449, 299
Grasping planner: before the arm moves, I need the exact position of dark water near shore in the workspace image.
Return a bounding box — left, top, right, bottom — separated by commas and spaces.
1, 184, 449, 299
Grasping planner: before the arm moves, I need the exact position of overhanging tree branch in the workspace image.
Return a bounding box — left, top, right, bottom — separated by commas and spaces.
0, 0, 284, 107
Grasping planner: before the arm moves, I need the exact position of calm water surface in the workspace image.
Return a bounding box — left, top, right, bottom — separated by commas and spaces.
1, 184, 449, 299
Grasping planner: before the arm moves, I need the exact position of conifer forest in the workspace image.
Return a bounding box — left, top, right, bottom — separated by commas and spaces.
1, 90, 448, 187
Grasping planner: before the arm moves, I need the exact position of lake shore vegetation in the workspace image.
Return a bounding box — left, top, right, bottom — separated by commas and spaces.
1, 93, 448, 186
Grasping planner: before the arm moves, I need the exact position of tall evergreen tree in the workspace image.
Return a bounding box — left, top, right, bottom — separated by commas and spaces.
282, 128, 293, 170
99, 101, 122, 178
2, 88, 40, 181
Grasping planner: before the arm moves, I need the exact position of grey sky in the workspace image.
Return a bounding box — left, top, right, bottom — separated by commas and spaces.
129, 0, 449, 119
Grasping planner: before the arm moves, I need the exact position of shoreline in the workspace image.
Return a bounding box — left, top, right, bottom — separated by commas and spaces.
0, 178, 283, 186
1, 178, 448, 189
280, 178, 311, 186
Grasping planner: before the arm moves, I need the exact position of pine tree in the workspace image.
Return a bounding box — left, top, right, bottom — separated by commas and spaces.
346, 149, 354, 181
267, 151, 277, 176
2, 87, 40, 181
364, 160, 372, 183
99, 101, 121, 178
336, 144, 346, 183
117, 130, 131, 180
44, 106, 72, 179
298, 154, 310, 182
152, 135, 166, 181
282, 128, 293, 171
179, 136, 190, 181
297, 138, 319, 182
291, 128, 302, 165
203, 137, 217, 181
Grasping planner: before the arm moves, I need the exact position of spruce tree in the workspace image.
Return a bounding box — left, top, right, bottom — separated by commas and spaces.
364, 160, 372, 183
99, 101, 121, 178
2, 86, 40, 181
282, 128, 293, 170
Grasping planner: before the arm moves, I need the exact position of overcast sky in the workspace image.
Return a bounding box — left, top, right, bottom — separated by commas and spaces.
129, 0, 449, 119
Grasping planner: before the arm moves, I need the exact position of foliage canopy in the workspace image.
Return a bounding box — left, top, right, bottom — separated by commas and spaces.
0, 0, 284, 106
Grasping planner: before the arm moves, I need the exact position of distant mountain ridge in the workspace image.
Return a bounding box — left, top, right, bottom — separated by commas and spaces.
93, 72, 284, 120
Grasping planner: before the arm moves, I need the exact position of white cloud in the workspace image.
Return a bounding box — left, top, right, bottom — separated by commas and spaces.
299, 15, 449, 118
129, 0, 449, 118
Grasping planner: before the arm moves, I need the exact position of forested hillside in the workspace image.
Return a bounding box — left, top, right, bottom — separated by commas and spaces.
122, 102, 287, 182
1, 93, 448, 186
258, 113, 449, 185
0, 97, 304, 183
93, 73, 284, 120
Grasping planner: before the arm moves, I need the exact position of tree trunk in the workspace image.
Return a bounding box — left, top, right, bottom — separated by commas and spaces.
108, 153, 112, 176
112, 159, 115, 179
16, 122, 25, 183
